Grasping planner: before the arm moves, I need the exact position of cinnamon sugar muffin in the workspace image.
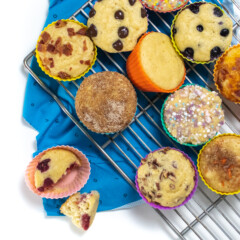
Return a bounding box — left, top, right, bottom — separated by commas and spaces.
75, 72, 137, 133
198, 134, 240, 194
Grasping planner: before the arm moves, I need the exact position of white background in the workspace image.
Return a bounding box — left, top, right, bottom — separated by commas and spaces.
0, 1, 175, 239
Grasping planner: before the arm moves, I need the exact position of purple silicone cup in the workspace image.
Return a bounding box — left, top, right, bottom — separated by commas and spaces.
135, 147, 198, 210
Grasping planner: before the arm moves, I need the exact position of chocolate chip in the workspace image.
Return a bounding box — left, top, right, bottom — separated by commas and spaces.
213, 7, 223, 17
210, 46, 222, 59
89, 8, 96, 18
129, 0, 136, 6
86, 24, 98, 38
141, 8, 147, 18
189, 4, 200, 14
172, 27, 177, 35
218, 21, 223, 25
37, 159, 51, 172
112, 39, 123, 51
220, 28, 229, 37
115, 10, 124, 20
160, 147, 170, 154
152, 159, 159, 167
145, 173, 150, 177
156, 183, 160, 190
196, 25, 203, 32
182, 47, 194, 60
156, 194, 162, 198
118, 26, 129, 38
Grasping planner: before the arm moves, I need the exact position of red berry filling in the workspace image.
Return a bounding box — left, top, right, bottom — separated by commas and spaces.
37, 158, 51, 172
81, 214, 90, 230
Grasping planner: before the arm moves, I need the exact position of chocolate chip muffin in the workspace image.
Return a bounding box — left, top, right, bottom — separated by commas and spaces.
36, 20, 96, 80
172, 2, 233, 62
75, 72, 137, 133
198, 134, 240, 194
136, 147, 197, 208
87, 0, 148, 53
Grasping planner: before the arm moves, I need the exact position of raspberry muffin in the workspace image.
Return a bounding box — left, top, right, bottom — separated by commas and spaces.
172, 2, 233, 63
60, 191, 100, 231
87, 0, 148, 53
36, 19, 96, 81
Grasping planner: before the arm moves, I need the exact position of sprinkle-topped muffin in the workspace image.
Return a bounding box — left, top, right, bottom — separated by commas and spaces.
36, 19, 96, 80
198, 134, 240, 194
75, 72, 137, 133
136, 147, 197, 208
87, 0, 148, 53
172, 2, 233, 63
162, 85, 224, 146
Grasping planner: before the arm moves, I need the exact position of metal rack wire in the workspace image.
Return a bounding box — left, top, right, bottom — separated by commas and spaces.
23, 0, 240, 239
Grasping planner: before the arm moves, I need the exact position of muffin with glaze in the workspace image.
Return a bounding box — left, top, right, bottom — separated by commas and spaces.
171, 2, 233, 63
136, 147, 198, 209
198, 134, 240, 194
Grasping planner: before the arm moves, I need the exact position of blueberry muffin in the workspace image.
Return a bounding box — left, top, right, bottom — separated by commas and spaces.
75, 72, 137, 133
214, 44, 240, 103
34, 149, 81, 192
36, 20, 96, 80
198, 134, 240, 194
87, 0, 148, 53
60, 191, 100, 230
136, 147, 197, 208
172, 2, 233, 62
162, 85, 224, 145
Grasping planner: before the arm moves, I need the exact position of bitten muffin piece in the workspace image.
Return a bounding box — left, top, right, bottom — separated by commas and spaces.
172, 2, 232, 62
75, 71, 137, 133
199, 135, 240, 193
36, 20, 95, 80
137, 148, 196, 207
34, 149, 81, 192
60, 191, 100, 231
87, 0, 148, 53
214, 45, 240, 103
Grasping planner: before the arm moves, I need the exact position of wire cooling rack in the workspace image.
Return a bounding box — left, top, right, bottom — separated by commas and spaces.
24, 0, 240, 239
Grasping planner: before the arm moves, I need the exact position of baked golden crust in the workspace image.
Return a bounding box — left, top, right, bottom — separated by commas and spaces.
214, 45, 240, 103
199, 135, 240, 193
75, 72, 137, 133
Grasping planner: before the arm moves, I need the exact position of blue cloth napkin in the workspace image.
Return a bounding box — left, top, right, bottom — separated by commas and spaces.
23, 0, 231, 216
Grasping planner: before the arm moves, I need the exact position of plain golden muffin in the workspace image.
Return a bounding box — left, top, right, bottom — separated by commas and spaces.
137, 148, 196, 207
199, 135, 240, 193
36, 20, 95, 80
172, 2, 232, 62
75, 72, 137, 133
87, 0, 148, 52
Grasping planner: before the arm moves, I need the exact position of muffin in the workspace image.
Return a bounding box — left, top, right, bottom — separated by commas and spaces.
198, 134, 240, 194
214, 44, 240, 103
140, 0, 189, 13
171, 2, 233, 63
86, 0, 148, 53
75, 72, 137, 134
36, 19, 97, 81
162, 85, 224, 146
136, 147, 198, 209
60, 191, 100, 231
126, 32, 186, 92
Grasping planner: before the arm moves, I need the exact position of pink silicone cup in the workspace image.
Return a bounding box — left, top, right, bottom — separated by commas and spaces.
135, 147, 198, 210
25, 145, 91, 199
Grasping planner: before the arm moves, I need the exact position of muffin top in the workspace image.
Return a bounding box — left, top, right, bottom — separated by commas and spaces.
137, 148, 196, 207
34, 149, 81, 192
163, 85, 224, 145
75, 71, 137, 133
199, 135, 240, 193
172, 2, 232, 62
36, 20, 95, 80
139, 32, 185, 91
87, 0, 148, 53
214, 45, 240, 103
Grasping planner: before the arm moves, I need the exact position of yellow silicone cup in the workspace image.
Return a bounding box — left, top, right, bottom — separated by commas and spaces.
213, 44, 240, 104
197, 133, 240, 195
171, 2, 231, 65
35, 19, 97, 82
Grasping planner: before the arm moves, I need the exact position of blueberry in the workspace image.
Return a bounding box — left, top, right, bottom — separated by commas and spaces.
220, 28, 229, 37
213, 7, 223, 17
210, 47, 222, 59
196, 25, 204, 32
182, 48, 194, 60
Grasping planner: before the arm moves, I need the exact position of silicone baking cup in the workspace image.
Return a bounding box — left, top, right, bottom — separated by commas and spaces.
126, 32, 186, 92
135, 147, 198, 210
140, 0, 189, 13
35, 19, 97, 81
25, 145, 91, 199
171, 2, 230, 64
197, 133, 240, 195
213, 44, 240, 104
160, 84, 221, 147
